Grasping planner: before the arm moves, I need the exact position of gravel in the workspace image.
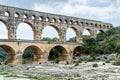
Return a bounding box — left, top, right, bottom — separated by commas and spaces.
0, 61, 120, 80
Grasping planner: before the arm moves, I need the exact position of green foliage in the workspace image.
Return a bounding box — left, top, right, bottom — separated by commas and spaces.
92, 63, 98, 67
22, 59, 28, 64
4, 59, 8, 65
41, 37, 59, 42
55, 58, 59, 64
28, 75, 57, 80
22, 48, 33, 64
105, 60, 110, 63
0, 47, 7, 62
48, 48, 59, 61
74, 60, 80, 66
116, 54, 120, 62
81, 36, 98, 54
67, 37, 76, 42
102, 63, 105, 65
87, 55, 96, 62
81, 27, 120, 56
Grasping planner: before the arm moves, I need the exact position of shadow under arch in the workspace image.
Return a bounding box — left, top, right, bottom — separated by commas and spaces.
41, 25, 62, 41
48, 45, 68, 63
16, 22, 37, 40
0, 45, 16, 65
73, 46, 87, 60
66, 27, 79, 42
22, 45, 42, 64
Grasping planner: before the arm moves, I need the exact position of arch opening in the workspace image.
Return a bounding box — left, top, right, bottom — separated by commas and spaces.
22, 45, 42, 64
4, 11, 10, 16
0, 20, 8, 39
48, 45, 68, 63
41, 25, 60, 41
66, 27, 76, 42
31, 15, 36, 20
82, 29, 90, 36
14, 12, 19, 18
97, 30, 104, 34
73, 46, 86, 60
17, 23, 34, 40
0, 45, 16, 65
23, 14, 28, 18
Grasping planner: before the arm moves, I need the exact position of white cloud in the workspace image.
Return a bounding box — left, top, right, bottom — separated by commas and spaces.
33, 0, 120, 21
34, 3, 55, 13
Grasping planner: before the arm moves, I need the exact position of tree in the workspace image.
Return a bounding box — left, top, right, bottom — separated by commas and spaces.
41, 37, 59, 42
67, 37, 76, 42
81, 36, 98, 55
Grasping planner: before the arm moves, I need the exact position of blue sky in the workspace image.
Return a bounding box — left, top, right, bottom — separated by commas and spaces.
0, 0, 120, 39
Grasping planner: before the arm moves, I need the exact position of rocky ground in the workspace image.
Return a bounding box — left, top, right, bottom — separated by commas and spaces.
0, 61, 120, 80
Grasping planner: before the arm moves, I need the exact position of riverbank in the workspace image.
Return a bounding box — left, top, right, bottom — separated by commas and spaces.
0, 61, 120, 80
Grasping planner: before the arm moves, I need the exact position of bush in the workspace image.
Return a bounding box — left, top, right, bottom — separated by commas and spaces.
74, 62, 79, 66
4, 60, 8, 65
66, 61, 69, 65
105, 60, 110, 63
92, 63, 98, 67
115, 61, 120, 65
87, 56, 96, 62
22, 59, 29, 64
102, 63, 105, 65
116, 54, 120, 62
55, 58, 59, 64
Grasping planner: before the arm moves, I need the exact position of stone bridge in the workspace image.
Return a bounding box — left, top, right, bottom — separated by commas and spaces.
0, 5, 113, 65
0, 39, 80, 65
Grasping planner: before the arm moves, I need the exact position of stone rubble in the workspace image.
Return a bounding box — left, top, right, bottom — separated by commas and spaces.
0, 61, 120, 80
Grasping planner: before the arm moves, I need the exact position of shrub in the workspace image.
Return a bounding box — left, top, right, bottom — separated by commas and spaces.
105, 60, 110, 63
92, 63, 98, 67
115, 61, 120, 65
112, 54, 120, 66
116, 54, 120, 62
87, 56, 96, 62
55, 58, 59, 64
74, 62, 79, 66
4, 60, 8, 65
66, 61, 69, 65
22, 59, 30, 64
102, 63, 105, 65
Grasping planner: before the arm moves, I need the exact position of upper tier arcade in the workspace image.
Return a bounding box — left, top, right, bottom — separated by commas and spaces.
0, 5, 113, 43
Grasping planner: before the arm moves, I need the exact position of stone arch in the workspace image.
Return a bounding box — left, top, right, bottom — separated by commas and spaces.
48, 45, 68, 62
23, 14, 28, 19
51, 18, 56, 23
0, 19, 10, 39
16, 22, 36, 40
4, 11, 10, 16
31, 15, 36, 20
41, 25, 62, 41
0, 45, 16, 65
97, 30, 105, 34
22, 45, 42, 64
45, 17, 50, 22
14, 12, 19, 18
39, 16, 43, 21
73, 46, 86, 56
66, 27, 79, 42
83, 28, 93, 37
73, 46, 87, 60
58, 18, 62, 23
